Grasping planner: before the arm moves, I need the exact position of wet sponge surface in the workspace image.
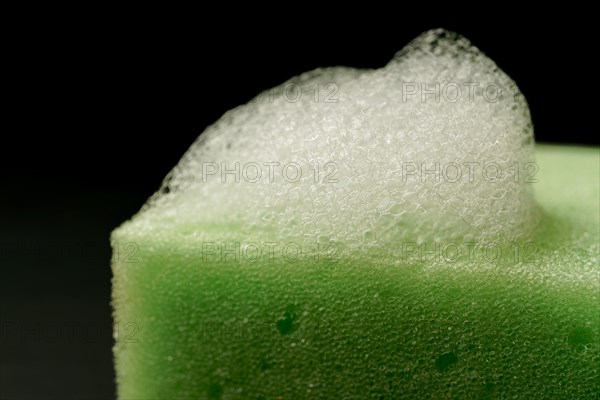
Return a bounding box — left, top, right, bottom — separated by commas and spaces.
111, 29, 599, 399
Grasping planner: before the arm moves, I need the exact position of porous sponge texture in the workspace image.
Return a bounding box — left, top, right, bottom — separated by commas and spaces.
112, 29, 599, 399
122, 28, 536, 248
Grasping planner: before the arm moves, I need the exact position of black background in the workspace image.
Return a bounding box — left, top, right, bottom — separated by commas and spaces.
1, 9, 597, 400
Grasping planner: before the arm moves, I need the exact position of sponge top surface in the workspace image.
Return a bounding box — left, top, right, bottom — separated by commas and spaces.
116, 28, 536, 249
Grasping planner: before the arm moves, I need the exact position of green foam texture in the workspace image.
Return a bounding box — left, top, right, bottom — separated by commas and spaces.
112, 144, 599, 399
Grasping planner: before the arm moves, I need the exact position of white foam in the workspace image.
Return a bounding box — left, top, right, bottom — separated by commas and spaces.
123, 28, 537, 249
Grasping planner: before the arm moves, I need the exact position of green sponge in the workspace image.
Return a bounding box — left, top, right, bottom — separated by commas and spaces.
111, 28, 599, 399
112, 146, 599, 398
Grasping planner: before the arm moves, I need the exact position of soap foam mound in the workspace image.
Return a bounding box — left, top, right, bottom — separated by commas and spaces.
127, 28, 537, 248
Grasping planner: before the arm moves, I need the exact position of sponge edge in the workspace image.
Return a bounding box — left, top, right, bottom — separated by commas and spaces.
117, 28, 537, 250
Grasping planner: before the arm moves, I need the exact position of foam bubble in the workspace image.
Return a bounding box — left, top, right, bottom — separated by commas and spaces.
121, 28, 538, 249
